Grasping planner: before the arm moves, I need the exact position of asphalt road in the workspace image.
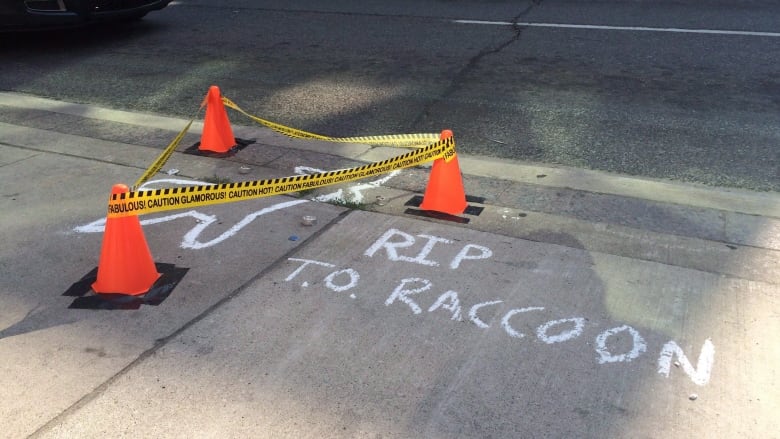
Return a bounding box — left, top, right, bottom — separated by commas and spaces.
1, 0, 778, 190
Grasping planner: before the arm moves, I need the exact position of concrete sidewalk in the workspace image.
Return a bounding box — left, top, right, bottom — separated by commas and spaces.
0, 92, 778, 438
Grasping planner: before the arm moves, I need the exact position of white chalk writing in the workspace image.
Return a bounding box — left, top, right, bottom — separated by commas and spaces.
282, 227, 716, 386
657, 339, 715, 386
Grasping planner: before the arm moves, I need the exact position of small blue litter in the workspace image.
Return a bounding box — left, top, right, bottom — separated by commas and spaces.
289, 235, 299, 241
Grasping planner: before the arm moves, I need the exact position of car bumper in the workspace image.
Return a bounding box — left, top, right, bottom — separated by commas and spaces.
0, 0, 171, 30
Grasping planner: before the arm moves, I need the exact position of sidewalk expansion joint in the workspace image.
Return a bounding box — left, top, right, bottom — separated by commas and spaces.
27, 204, 353, 438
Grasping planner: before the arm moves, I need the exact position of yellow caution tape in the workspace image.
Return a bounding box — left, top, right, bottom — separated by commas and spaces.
222, 96, 440, 147
108, 136, 455, 218
122, 90, 455, 217
132, 118, 195, 190
131, 92, 444, 191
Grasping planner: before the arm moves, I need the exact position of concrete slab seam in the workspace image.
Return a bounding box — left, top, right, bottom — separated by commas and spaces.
26, 206, 354, 438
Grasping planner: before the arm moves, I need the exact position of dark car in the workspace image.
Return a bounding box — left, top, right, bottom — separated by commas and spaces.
1, 0, 171, 31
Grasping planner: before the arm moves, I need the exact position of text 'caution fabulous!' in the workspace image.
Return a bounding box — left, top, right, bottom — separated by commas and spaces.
107, 136, 455, 218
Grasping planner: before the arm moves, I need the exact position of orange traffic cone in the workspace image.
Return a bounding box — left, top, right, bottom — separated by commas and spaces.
92, 184, 161, 295
198, 85, 237, 153
420, 130, 468, 215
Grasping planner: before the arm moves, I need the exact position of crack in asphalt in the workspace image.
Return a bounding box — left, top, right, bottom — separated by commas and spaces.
411, 0, 544, 130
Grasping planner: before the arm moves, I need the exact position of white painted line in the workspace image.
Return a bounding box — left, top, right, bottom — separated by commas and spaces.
454, 20, 780, 37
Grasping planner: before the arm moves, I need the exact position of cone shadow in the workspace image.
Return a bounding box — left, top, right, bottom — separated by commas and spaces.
64, 263, 188, 310
183, 137, 256, 158
404, 194, 485, 224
